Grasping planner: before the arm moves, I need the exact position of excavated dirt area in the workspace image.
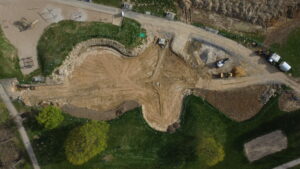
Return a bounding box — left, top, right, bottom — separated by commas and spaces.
193, 85, 270, 122
22, 45, 199, 131
279, 91, 300, 112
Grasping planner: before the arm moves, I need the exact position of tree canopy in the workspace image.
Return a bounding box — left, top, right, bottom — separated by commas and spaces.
36, 106, 64, 129
64, 121, 110, 165
197, 137, 225, 166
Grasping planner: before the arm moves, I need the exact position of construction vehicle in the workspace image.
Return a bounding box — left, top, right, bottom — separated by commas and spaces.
213, 72, 233, 79
157, 38, 168, 48
232, 66, 246, 77
220, 72, 233, 78
215, 58, 229, 68
255, 49, 272, 58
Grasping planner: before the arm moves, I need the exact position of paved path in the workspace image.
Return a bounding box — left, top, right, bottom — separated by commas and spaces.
0, 84, 41, 169
273, 158, 300, 169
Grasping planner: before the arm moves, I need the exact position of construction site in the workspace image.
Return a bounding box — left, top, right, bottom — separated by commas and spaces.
1, 0, 300, 169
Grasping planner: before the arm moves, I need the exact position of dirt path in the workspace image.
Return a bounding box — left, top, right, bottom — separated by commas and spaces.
196, 73, 300, 94
273, 157, 300, 169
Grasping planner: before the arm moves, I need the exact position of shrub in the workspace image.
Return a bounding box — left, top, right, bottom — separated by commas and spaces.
64, 121, 109, 165
197, 137, 225, 166
36, 106, 64, 129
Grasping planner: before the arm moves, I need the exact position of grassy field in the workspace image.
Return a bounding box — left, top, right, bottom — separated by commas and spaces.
132, 0, 176, 17
0, 99, 9, 125
0, 27, 23, 79
37, 18, 145, 75
271, 28, 300, 77
92, 0, 122, 7
23, 94, 300, 169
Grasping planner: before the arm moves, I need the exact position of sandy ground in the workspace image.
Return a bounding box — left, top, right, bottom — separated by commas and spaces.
22, 45, 199, 131
0, 0, 118, 74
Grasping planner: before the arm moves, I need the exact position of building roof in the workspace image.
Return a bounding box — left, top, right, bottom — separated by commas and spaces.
270, 53, 281, 63
279, 61, 292, 72
244, 130, 287, 162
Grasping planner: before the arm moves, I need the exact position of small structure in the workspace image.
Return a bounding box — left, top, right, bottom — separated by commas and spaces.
279, 61, 292, 72
157, 38, 167, 48
165, 12, 176, 20
244, 130, 287, 162
145, 11, 151, 15
32, 75, 46, 83
122, 2, 133, 10
268, 53, 281, 63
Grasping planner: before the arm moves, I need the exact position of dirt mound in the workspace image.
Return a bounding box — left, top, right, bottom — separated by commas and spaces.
279, 91, 300, 112
192, 85, 270, 122
191, 0, 300, 27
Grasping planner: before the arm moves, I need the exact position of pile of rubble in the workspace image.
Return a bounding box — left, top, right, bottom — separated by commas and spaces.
191, 0, 300, 26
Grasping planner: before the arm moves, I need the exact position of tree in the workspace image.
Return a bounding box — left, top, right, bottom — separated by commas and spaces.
36, 106, 64, 129
197, 137, 225, 166
64, 121, 109, 165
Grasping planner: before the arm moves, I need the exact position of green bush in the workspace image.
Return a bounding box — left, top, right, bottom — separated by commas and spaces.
38, 18, 145, 75
197, 137, 225, 166
64, 121, 109, 165
36, 106, 64, 129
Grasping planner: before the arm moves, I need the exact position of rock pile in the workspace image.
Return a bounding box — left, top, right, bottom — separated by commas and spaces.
192, 0, 300, 26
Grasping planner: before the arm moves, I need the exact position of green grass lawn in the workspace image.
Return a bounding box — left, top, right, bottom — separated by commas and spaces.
271, 28, 300, 77
92, 0, 122, 7
37, 18, 145, 75
23, 95, 300, 169
0, 27, 23, 79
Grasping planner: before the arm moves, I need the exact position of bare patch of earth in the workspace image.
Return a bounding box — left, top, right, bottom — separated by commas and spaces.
193, 85, 271, 122
279, 91, 300, 112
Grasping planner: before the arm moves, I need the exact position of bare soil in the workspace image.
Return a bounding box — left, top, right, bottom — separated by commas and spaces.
279, 91, 300, 112
193, 85, 269, 122
22, 45, 199, 131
